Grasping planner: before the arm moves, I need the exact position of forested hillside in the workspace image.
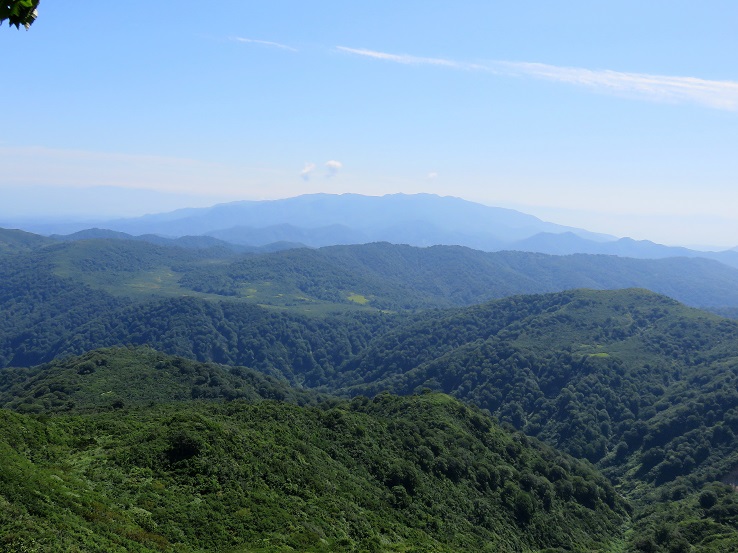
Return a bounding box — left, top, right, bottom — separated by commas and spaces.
177, 242, 738, 310
5, 232, 738, 312
0, 228, 55, 252
331, 289, 738, 551
0, 347, 321, 413
334, 289, 738, 470
4, 233, 738, 371
4, 232, 738, 550
0, 350, 628, 552
315, 244, 738, 309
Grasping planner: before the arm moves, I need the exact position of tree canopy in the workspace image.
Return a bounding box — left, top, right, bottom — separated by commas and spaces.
1, 0, 39, 29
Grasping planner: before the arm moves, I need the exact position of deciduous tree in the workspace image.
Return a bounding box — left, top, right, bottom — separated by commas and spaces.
1, 0, 39, 29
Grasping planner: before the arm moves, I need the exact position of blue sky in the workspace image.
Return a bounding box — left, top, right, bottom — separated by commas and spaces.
2, 1, 738, 247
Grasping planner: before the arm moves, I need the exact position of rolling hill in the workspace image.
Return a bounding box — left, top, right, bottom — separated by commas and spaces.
5, 228, 738, 550
8, 233, 738, 310
0, 348, 627, 552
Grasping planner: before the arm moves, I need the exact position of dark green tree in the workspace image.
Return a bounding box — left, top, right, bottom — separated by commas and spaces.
1, 0, 39, 28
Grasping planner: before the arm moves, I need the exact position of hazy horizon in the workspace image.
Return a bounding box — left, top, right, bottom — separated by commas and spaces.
2, 2, 737, 248
2, 186, 737, 251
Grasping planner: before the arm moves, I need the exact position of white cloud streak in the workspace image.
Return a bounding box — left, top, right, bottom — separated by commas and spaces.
232, 37, 297, 52
337, 46, 738, 111
335, 46, 483, 71
496, 61, 738, 111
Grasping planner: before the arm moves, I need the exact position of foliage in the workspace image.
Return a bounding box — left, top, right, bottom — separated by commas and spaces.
0, 250, 130, 367
1, 0, 38, 28
7, 234, 738, 313
6, 233, 738, 549
335, 289, 738, 460
0, 390, 627, 552
0, 347, 321, 414
0, 241, 406, 373
11, 296, 400, 386
324, 288, 738, 550
0, 228, 54, 252
176, 242, 738, 310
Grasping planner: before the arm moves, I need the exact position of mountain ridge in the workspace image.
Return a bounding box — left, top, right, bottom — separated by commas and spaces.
9, 192, 611, 241
11, 192, 738, 268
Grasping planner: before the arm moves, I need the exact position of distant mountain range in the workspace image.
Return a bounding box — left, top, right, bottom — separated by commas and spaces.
101, 193, 614, 242
6, 192, 738, 268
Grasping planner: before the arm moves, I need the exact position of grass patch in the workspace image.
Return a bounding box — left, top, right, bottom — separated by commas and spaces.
347, 293, 370, 305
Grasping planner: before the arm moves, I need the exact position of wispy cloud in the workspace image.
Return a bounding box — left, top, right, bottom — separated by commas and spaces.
335, 46, 482, 70
496, 61, 738, 111
232, 37, 297, 52
337, 46, 738, 111
325, 160, 343, 178
300, 162, 316, 181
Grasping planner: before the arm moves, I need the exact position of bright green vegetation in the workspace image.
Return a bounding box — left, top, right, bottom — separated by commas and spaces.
0, 350, 628, 552
328, 289, 738, 551
0, 347, 321, 413
6, 233, 738, 550
335, 288, 738, 461
5, 234, 738, 369
347, 293, 370, 305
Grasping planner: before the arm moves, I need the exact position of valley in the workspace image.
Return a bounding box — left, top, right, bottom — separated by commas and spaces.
2, 225, 738, 551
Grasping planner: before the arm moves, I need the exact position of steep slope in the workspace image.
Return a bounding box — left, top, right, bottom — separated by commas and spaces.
0, 250, 131, 367
0, 291, 400, 383
0, 386, 628, 552
4, 257, 738, 550
336, 289, 738, 459
331, 289, 738, 550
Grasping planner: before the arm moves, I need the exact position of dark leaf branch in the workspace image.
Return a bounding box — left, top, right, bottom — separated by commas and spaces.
1, 0, 39, 29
